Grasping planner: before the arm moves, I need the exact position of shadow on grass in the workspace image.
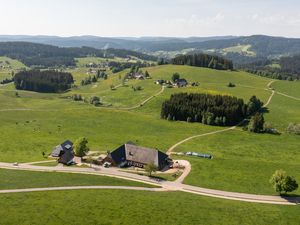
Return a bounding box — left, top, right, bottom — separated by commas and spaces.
134, 172, 167, 181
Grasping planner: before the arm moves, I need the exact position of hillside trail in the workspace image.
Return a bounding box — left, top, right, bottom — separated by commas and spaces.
109, 85, 165, 110
167, 80, 277, 155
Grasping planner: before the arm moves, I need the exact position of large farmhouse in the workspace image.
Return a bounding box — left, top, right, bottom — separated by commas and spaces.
105, 143, 171, 170
51, 140, 75, 165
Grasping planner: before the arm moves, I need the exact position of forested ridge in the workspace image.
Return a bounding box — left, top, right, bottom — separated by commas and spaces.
240, 55, 300, 80
14, 70, 74, 93
172, 53, 233, 70
0, 42, 156, 68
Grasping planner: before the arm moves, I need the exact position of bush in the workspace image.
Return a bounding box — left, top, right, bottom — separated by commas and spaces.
171, 73, 180, 82
270, 170, 298, 194
264, 122, 279, 134
90, 96, 101, 106
72, 94, 83, 101
286, 123, 300, 135
227, 82, 236, 87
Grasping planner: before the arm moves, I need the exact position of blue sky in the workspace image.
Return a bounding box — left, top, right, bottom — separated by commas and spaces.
0, 0, 299, 37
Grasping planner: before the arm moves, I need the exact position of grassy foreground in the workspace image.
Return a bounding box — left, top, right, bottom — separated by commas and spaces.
0, 190, 299, 225
0, 169, 154, 189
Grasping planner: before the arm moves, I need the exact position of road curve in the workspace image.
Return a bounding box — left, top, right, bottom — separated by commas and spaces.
167, 80, 277, 155
0, 162, 299, 205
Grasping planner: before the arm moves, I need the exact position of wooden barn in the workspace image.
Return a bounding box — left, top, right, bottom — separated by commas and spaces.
105, 143, 171, 170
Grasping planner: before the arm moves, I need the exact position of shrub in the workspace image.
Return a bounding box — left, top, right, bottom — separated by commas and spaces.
90, 96, 101, 106
227, 82, 236, 87
248, 112, 264, 133
270, 170, 298, 194
286, 123, 300, 135
264, 122, 279, 134
72, 94, 83, 101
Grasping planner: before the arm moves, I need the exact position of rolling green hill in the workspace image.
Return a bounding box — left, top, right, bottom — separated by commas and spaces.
0, 63, 299, 197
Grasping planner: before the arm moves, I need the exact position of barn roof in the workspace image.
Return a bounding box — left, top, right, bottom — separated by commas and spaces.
109, 144, 169, 169
51, 140, 73, 157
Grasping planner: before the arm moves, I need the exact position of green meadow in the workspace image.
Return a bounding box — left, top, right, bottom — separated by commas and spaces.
0, 190, 299, 225
0, 58, 299, 197
0, 169, 154, 189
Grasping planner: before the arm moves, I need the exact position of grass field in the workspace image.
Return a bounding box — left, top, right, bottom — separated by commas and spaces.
174, 129, 300, 195
0, 62, 299, 197
0, 190, 299, 225
272, 80, 300, 98
0, 169, 154, 189
222, 44, 256, 56
0, 56, 27, 81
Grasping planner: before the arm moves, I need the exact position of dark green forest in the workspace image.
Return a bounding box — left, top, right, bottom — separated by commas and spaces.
0, 42, 156, 68
172, 53, 233, 70
240, 55, 300, 80
161, 93, 247, 126
14, 70, 74, 93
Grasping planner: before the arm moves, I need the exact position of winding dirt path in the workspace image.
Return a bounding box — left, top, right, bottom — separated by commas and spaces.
167, 80, 277, 155
0, 186, 164, 194
0, 162, 299, 205
112, 86, 165, 110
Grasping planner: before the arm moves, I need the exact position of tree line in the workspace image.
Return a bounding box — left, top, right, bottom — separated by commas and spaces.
171, 53, 233, 70
161, 93, 263, 126
14, 70, 74, 93
109, 61, 153, 73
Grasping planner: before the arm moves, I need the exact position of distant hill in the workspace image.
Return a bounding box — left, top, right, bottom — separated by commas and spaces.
1, 35, 300, 66
0, 42, 157, 68
0, 35, 237, 50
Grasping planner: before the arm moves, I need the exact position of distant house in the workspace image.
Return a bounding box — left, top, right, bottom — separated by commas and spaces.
154, 80, 165, 85
133, 73, 145, 80
51, 140, 75, 165
105, 143, 171, 170
174, 79, 188, 87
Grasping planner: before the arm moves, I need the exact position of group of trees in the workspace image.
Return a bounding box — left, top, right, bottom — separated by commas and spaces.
110, 61, 153, 74
81, 71, 107, 86
0, 77, 14, 85
172, 53, 233, 70
14, 70, 74, 93
161, 93, 265, 126
161, 93, 248, 126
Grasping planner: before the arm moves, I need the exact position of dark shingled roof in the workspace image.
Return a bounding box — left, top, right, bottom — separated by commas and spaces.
51, 140, 74, 165
51, 140, 73, 157
109, 144, 169, 169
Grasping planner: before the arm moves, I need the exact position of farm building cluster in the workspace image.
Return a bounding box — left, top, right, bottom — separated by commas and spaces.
154, 79, 199, 88
51, 141, 172, 171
